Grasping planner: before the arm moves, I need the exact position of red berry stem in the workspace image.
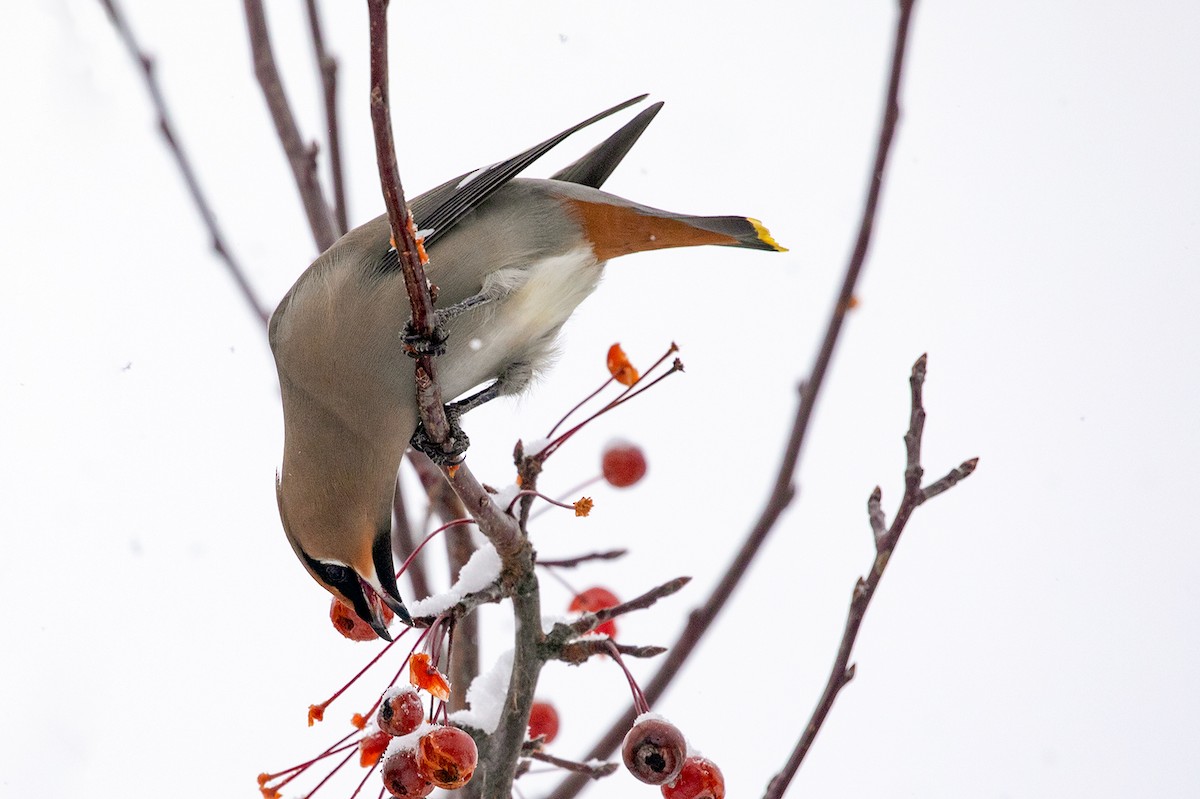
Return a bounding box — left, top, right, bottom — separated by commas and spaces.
347, 756, 382, 799
606, 640, 651, 715
310, 631, 406, 724
395, 519, 477, 580
355, 626, 434, 725
260, 726, 364, 796
297, 746, 356, 799
546, 374, 617, 439
505, 489, 584, 515
538, 356, 682, 462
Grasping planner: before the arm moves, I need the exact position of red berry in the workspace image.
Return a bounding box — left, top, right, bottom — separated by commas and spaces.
622, 717, 686, 785
379, 686, 425, 737
359, 730, 391, 768
330, 597, 392, 642
569, 587, 620, 638
418, 725, 478, 790
528, 701, 560, 744
662, 756, 725, 799
602, 441, 647, 488
381, 747, 433, 797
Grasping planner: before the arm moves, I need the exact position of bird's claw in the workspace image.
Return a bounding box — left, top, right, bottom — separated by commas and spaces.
402, 323, 448, 357
410, 406, 470, 465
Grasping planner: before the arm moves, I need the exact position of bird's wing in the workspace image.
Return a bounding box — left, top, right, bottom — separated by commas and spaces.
549, 101, 663, 189
401, 95, 650, 254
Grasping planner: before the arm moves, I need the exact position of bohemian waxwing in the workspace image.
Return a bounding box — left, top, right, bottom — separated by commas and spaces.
270, 96, 785, 639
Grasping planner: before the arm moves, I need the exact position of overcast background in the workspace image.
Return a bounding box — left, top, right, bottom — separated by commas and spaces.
2, 1, 1198, 797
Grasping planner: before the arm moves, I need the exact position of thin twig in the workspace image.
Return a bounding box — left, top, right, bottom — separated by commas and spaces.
557, 640, 668, 664
763, 355, 977, 799
98, 0, 270, 326
303, 0, 349, 236
569, 576, 690, 635
546, 3, 920, 797
537, 549, 628, 569
243, 0, 337, 252
525, 751, 618, 780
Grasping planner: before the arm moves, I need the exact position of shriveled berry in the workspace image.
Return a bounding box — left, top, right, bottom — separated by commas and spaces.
359, 729, 391, 767
569, 587, 620, 638
418, 725, 478, 790
330, 597, 392, 642
662, 756, 725, 799
622, 717, 686, 785
602, 441, 647, 488
527, 701, 560, 744
381, 747, 433, 797
379, 686, 425, 736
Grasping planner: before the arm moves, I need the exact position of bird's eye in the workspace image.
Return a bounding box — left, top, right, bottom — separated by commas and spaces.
321, 563, 352, 584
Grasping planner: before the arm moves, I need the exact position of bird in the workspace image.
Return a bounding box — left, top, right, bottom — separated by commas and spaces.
269, 95, 785, 639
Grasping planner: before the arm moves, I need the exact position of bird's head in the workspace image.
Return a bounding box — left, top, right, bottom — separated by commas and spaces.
276, 472, 412, 640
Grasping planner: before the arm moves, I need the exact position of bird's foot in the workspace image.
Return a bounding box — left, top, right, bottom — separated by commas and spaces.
402, 322, 448, 357
410, 406, 470, 465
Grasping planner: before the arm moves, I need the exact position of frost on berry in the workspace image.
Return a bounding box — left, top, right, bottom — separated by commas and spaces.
662, 756, 725, 799
379, 685, 425, 737
622, 716, 686, 785
527, 700, 560, 744
602, 441, 647, 488
418, 725, 478, 790
330, 597, 392, 641
569, 586, 620, 638
381, 746, 433, 798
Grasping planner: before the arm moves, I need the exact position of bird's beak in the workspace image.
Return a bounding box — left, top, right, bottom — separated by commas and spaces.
380, 590, 413, 627
360, 578, 396, 642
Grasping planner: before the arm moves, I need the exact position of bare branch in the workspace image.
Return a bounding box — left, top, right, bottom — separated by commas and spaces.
242, 0, 337, 252
557, 640, 668, 665
575, 576, 690, 634
921, 458, 979, 503
548, 3, 922, 798
303, 0, 349, 235
764, 354, 977, 799
867, 486, 887, 547
98, 0, 269, 327
537, 549, 629, 569
524, 751, 618, 780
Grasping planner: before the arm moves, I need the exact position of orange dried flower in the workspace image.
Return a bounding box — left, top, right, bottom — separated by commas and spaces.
606, 343, 639, 386
574, 497, 594, 517
409, 653, 451, 701
307, 703, 326, 727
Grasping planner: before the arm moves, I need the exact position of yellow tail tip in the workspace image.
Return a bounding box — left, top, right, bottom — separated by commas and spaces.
749, 218, 788, 252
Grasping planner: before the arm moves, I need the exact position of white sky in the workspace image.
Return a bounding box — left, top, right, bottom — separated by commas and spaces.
2, 1, 1199, 797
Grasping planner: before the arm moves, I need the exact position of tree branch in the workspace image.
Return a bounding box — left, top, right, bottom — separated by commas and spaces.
98, 0, 270, 327
364, 7, 536, 797
537, 549, 628, 569
525, 751, 619, 780
242, 0, 338, 252
547, 3, 920, 797
303, 0, 349, 236
763, 354, 977, 799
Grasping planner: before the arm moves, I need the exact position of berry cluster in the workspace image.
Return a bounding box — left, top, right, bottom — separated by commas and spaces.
623, 716, 725, 799
374, 686, 478, 797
